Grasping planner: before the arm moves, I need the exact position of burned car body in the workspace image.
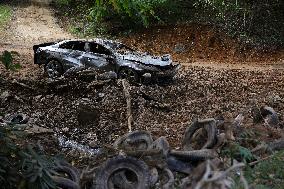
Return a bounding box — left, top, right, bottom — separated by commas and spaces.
33, 39, 180, 82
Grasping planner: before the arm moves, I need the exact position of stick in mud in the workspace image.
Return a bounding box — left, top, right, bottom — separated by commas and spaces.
121, 79, 133, 132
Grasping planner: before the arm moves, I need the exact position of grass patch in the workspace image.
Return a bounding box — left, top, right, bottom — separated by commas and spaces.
0, 4, 12, 31
233, 150, 284, 189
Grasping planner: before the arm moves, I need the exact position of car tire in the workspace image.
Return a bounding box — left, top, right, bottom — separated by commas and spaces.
93, 156, 151, 189
118, 67, 139, 83
45, 60, 63, 78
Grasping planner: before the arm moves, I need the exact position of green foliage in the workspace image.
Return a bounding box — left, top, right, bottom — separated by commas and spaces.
53, 0, 169, 36
55, 0, 70, 6
0, 50, 21, 71
221, 142, 254, 163
0, 5, 12, 30
89, 0, 167, 26
236, 150, 284, 189
0, 123, 25, 188
21, 145, 57, 189
53, 0, 283, 47
0, 120, 61, 189
193, 0, 284, 47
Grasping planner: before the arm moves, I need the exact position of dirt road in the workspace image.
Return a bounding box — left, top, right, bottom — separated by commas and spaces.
0, 0, 72, 78
0, 0, 71, 50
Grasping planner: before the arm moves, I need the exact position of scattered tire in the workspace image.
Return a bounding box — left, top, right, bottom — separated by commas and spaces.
160, 168, 174, 189
183, 118, 217, 150
166, 155, 193, 174
150, 136, 170, 157
170, 149, 218, 161
261, 106, 279, 126
114, 130, 153, 150
252, 106, 279, 126
4, 113, 29, 124
93, 156, 151, 189
52, 161, 80, 189
149, 168, 159, 187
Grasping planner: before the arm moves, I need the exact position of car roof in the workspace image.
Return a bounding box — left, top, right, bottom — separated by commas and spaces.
58, 38, 122, 49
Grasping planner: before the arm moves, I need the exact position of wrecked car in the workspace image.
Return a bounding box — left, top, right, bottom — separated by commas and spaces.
33, 39, 180, 82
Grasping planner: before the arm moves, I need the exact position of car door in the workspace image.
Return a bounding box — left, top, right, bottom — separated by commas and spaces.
58, 41, 86, 70
82, 42, 116, 71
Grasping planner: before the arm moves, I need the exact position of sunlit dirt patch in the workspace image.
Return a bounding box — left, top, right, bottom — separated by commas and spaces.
120, 24, 284, 64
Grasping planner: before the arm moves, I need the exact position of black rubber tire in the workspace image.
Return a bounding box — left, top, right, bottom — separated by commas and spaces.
150, 136, 170, 157
5, 113, 29, 124
183, 119, 217, 150
45, 60, 63, 78
113, 130, 153, 150
261, 106, 279, 125
160, 168, 174, 189
118, 67, 139, 83
93, 156, 151, 189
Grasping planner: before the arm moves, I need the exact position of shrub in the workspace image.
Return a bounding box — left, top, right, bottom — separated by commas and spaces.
0, 51, 21, 71
0, 5, 12, 31
193, 0, 284, 48
89, 0, 168, 27
0, 121, 60, 189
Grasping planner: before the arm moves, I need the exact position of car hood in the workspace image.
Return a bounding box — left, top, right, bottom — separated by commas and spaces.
117, 53, 172, 66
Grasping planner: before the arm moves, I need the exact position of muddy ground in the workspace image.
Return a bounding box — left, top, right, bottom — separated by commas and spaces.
0, 1, 284, 157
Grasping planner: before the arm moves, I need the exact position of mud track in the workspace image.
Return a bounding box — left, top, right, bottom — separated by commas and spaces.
0, 0, 72, 79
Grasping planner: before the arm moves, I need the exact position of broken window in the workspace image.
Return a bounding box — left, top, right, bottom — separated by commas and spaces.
59, 41, 86, 52
88, 43, 111, 56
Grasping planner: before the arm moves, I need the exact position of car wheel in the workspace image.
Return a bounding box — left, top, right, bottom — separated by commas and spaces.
45, 60, 63, 78
118, 68, 139, 83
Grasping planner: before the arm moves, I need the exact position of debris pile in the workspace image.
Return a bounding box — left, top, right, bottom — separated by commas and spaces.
1, 66, 284, 188
39, 117, 284, 189
1, 67, 284, 147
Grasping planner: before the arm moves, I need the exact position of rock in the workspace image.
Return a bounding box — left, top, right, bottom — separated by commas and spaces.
97, 93, 105, 98
77, 103, 99, 126
62, 127, 69, 132
34, 95, 42, 102
174, 43, 186, 53
0, 91, 10, 102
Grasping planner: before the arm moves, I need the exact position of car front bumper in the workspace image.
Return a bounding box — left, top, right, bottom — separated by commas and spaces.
142, 64, 181, 82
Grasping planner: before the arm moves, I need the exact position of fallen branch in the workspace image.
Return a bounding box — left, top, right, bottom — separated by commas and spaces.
249, 155, 273, 166
252, 139, 284, 154
240, 171, 249, 189
195, 160, 245, 189
12, 79, 34, 91
121, 79, 133, 132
